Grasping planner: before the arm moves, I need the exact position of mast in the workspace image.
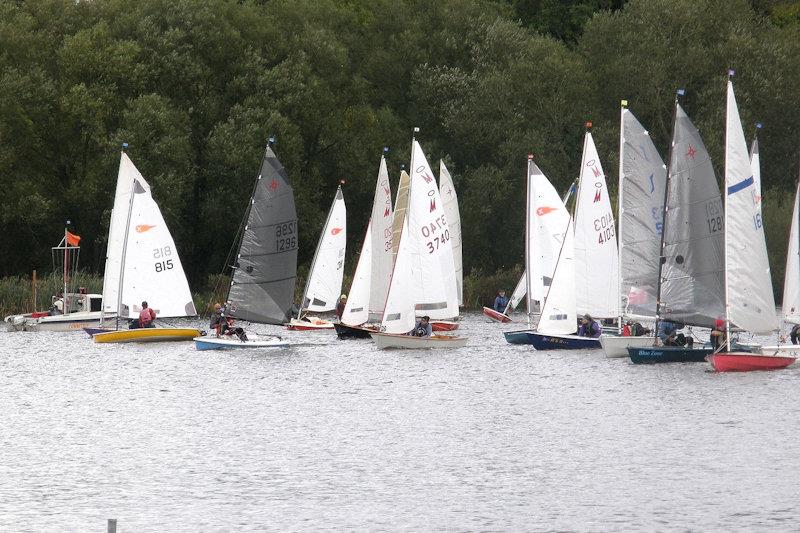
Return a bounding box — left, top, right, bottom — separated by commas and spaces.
654, 89, 684, 343
525, 154, 533, 327
63, 224, 68, 315
115, 143, 135, 330
617, 101, 627, 333
723, 70, 733, 348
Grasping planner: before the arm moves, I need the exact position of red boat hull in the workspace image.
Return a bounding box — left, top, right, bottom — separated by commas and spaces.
707, 352, 796, 372
431, 320, 459, 332
482, 306, 511, 323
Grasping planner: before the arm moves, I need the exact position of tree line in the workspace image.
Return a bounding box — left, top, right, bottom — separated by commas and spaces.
1, 0, 798, 300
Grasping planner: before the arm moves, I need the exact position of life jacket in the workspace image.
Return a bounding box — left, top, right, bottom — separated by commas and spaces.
139, 307, 155, 326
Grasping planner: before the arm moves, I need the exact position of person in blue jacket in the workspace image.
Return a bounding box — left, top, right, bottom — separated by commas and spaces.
577, 314, 602, 338
493, 290, 509, 313
408, 315, 432, 337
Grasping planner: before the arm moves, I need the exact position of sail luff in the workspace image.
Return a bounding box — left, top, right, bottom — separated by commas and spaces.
524, 156, 533, 327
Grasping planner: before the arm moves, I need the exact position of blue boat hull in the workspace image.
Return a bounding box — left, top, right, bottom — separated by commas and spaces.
627, 346, 712, 364
528, 333, 602, 350
504, 330, 533, 344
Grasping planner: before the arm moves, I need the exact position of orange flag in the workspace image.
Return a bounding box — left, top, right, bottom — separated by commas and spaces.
66, 231, 81, 247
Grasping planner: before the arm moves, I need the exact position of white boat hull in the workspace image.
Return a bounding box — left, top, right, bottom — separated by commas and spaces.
4, 311, 105, 332
758, 344, 800, 356
370, 332, 468, 349
600, 335, 653, 358
194, 335, 290, 350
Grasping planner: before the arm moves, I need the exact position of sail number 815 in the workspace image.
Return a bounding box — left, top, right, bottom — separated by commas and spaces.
153, 246, 173, 272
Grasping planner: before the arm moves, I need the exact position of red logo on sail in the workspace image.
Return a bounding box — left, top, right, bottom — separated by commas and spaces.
536, 206, 557, 216
384, 207, 391, 217
135, 224, 156, 233
686, 145, 697, 160
593, 190, 602, 203
421, 173, 434, 184
331, 227, 343, 235
430, 198, 436, 212
269, 179, 279, 191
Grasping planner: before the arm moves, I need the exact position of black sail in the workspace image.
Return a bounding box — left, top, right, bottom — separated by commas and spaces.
227, 146, 297, 324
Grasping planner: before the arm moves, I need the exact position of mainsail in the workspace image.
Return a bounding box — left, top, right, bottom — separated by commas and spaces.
102, 152, 137, 315
536, 218, 576, 335
439, 161, 463, 306
341, 220, 372, 325
391, 170, 411, 261
369, 156, 394, 319
113, 153, 196, 318
574, 131, 619, 318
749, 132, 762, 214
409, 140, 459, 319
724, 79, 777, 333
618, 106, 666, 319
228, 145, 297, 324
300, 186, 346, 314
659, 103, 725, 327
783, 179, 800, 324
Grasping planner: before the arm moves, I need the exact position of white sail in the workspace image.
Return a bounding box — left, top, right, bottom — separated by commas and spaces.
537, 217, 577, 334
724, 80, 777, 333
783, 181, 800, 324
118, 166, 196, 318
381, 215, 417, 334
409, 140, 459, 319
391, 170, 411, 260
527, 159, 571, 309
619, 107, 666, 319
750, 136, 762, 213
439, 161, 463, 305
301, 186, 347, 313
369, 156, 394, 319
574, 132, 618, 318
101, 152, 137, 314
341, 221, 372, 325
506, 273, 527, 314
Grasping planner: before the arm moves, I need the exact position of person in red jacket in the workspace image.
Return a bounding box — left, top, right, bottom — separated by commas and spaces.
138, 301, 156, 328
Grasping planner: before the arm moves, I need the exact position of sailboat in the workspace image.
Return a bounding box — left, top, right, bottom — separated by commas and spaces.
287, 186, 346, 331
707, 75, 792, 371
600, 102, 666, 358
4, 229, 105, 332
370, 137, 465, 349
503, 154, 579, 347
193, 140, 296, 350
335, 151, 394, 338
484, 181, 577, 324
436, 160, 462, 332
93, 148, 200, 343
627, 90, 725, 363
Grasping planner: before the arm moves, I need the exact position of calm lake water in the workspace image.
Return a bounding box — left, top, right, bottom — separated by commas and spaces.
1, 313, 799, 531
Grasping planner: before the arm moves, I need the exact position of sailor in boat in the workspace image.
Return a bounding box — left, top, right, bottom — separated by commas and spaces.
130, 301, 156, 329
493, 290, 509, 313
211, 303, 248, 341
407, 315, 432, 338
789, 324, 800, 345
335, 294, 347, 319
657, 320, 692, 347
577, 314, 602, 338
49, 292, 64, 315
621, 319, 649, 337
710, 319, 729, 351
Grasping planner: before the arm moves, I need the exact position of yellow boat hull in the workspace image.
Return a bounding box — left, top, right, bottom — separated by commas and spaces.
93, 327, 201, 343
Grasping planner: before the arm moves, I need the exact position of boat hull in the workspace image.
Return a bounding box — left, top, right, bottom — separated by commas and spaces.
431, 320, 459, 331
707, 352, 796, 372
628, 346, 711, 364
287, 317, 335, 331
194, 336, 290, 351
5, 311, 104, 332
482, 307, 511, 323
758, 344, 800, 356
527, 333, 601, 350
333, 323, 376, 339
504, 330, 533, 344
600, 335, 653, 358
94, 327, 201, 343
370, 332, 468, 349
